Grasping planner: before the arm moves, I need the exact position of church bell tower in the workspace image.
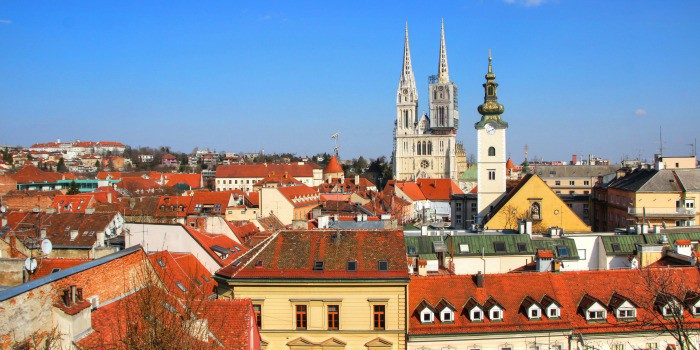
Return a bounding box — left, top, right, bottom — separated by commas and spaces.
476, 52, 508, 222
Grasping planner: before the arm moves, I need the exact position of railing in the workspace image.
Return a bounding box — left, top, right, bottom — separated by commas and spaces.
627, 207, 696, 216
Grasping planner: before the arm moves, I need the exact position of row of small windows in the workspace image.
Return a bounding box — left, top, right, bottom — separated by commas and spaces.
551, 180, 591, 186
252, 303, 386, 331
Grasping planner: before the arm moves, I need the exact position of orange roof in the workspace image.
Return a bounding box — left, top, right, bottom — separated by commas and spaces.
164, 173, 202, 189
216, 229, 409, 280
11, 164, 68, 184
506, 158, 516, 170
50, 194, 96, 213
394, 182, 426, 201
277, 185, 320, 208
183, 225, 248, 266
409, 267, 700, 336
31, 258, 90, 280
245, 191, 259, 207
149, 251, 217, 298
676, 239, 692, 245
216, 162, 321, 178
416, 178, 464, 200
324, 156, 344, 174
537, 250, 554, 259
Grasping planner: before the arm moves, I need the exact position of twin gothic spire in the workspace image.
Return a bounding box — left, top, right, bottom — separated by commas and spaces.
399, 20, 451, 90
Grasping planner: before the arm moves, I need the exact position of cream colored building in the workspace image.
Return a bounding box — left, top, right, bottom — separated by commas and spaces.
215, 229, 410, 350
393, 22, 459, 182
215, 162, 323, 192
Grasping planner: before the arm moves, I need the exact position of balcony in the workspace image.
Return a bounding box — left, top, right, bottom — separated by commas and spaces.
627, 207, 696, 218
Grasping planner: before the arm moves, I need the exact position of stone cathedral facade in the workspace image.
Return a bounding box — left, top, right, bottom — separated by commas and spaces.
392, 22, 459, 181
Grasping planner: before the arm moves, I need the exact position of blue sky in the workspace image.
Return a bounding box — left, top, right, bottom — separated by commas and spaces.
1, 1, 699, 163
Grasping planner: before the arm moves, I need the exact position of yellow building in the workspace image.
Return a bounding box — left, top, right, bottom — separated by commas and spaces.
484, 174, 591, 232
214, 229, 409, 350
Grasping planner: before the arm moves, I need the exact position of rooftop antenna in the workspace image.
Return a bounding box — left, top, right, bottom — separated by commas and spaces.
331, 132, 341, 158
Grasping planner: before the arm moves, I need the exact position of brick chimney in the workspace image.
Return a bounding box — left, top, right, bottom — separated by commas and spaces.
53, 285, 92, 348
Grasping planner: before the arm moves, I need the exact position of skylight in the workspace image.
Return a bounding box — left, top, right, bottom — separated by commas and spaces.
556, 246, 569, 257
313, 260, 325, 271
517, 243, 527, 253
494, 241, 507, 253
157, 259, 166, 268
378, 260, 389, 271
611, 242, 621, 252
175, 282, 187, 292
347, 260, 357, 271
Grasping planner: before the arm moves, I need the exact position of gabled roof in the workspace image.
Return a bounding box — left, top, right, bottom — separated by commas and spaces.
216, 229, 409, 281
183, 225, 248, 266
163, 173, 202, 189
149, 251, 217, 298
30, 257, 91, 280
50, 194, 97, 213
578, 293, 605, 311
9, 211, 119, 248
541, 294, 562, 308
463, 297, 483, 311
277, 185, 320, 208
608, 291, 638, 310
11, 164, 70, 184
393, 181, 426, 201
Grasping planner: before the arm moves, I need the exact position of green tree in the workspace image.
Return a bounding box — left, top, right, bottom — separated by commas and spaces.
95, 160, 100, 170
67, 180, 80, 195
56, 158, 68, 173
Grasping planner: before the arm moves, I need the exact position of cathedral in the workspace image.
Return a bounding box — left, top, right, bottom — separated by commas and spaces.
392, 22, 460, 181
391, 22, 509, 222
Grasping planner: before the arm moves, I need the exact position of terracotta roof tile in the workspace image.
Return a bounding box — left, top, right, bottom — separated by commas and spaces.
216, 162, 321, 178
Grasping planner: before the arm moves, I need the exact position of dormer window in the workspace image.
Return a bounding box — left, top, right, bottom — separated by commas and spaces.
587, 310, 606, 320
547, 306, 560, 318
471, 308, 484, 322
420, 307, 435, 324
491, 309, 502, 321
530, 308, 541, 319
440, 308, 454, 322
617, 308, 636, 319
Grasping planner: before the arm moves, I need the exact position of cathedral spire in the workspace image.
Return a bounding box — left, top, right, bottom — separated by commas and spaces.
437, 19, 450, 84
399, 22, 416, 89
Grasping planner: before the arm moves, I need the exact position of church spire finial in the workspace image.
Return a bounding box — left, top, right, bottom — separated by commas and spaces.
437, 19, 450, 84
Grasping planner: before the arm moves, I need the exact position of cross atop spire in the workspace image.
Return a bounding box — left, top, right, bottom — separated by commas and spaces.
437, 19, 450, 84
399, 22, 416, 89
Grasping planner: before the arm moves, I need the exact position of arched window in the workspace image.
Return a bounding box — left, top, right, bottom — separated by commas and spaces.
488, 147, 496, 157
417, 141, 421, 155
422, 142, 427, 156
428, 141, 432, 155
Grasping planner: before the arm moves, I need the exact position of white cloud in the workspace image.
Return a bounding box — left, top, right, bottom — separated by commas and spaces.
0, 19, 11, 25
635, 108, 647, 116
504, 0, 548, 7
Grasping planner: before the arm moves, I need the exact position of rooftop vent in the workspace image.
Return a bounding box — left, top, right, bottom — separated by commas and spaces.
378, 260, 389, 271
347, 260, 357, 271
313, 260, 325, 271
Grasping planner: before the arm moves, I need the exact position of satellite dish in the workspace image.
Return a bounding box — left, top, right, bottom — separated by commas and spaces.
24, 258, 37, 272
41, 239, 53, 255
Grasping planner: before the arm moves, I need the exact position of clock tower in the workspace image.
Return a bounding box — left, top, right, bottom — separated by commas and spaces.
475, 52, 508, 222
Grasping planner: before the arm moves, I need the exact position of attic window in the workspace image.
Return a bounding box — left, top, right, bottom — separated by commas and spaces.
556, 246, 569, 257
347, 261, 357, 271
51, 268, 61, 273
175, 282, 187, 293
517, 243, 527, 253
490, 309, 502, 321
157, 259, 166, 268
378, 260, 389, 271
408, 246, 416, 254
494, 241, 507, 253
611, 242, 621, 252
313, 260, 325, 271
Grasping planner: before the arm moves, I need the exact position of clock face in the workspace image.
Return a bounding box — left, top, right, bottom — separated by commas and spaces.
438, 86, 444, 91
402, 88, 408, 94
485, 123, 496, 135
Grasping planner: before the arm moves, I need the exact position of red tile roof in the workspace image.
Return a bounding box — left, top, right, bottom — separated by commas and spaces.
203, 298, 261, 349
245, 191, 259, 207
324, 156, 344, 174
415, 178, 464, 200
50, 194, 97, 213
163, 173, 202, 189
8, 211, 119, 248
187, 191, 240, 215
536, 250, 554, 259
182, 225, 248, 266
676, 239, 691, 245
30, 258, 90, 280
10, 164, 72, 184
409, 267, 700, 336
277, 185, 320, 208
149, 251, 218, 298
394, 181, 426, 201
216, 162, 321, 178
216, 229, 409, 280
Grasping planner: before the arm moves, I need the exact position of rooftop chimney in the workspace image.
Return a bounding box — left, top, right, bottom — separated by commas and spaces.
475, 271, 484, 288
572, 154, 577, 165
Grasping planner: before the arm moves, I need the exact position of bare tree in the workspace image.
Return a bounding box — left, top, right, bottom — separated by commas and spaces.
10, 327, 62, 350
633, 267, 700, 350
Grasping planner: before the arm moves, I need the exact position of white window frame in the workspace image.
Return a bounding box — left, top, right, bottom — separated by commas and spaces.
587, 310, 605, 320
490, 308, 502, 321
440, 308, 454, 322
617, 308, 636, 319
547, 305, 560, 318
529, 307, 541, 319
470, 307, 484, 322
420, 307, 434, 323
